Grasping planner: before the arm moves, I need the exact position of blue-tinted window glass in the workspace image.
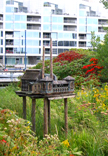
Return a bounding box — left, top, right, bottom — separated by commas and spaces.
5, 15, 14, 21
20, 23, 26, 29
87, 34, 91, 40
43, 24, 50, 31
5, 23, 13, 29
87, 26, 98, 32
33, 32, 39, 38
79, 10, 86, 16
26, 40, 39, 46
79, 18, 86, 24
43, 16, 50, 22
14, 31, 20, 37
14, 39, 20, 46
58, 33, 63, 38
64, 33, 71, 39
58, 25, 63, 31
72, 33, 77, 39
57, 17, 63, 23
27, 48, 39, 54
79, 26, 86, 32
6, 6, 14, 13
27, 31, 39, 38
21, 15, 26, 21
15, 15, 20, 21
87, 18, 98, 24
14, 23, 20, 29
52, 25, 57, 30
87, 42, 91, 47
51, 33, 57, 39
52, 16, 57, 23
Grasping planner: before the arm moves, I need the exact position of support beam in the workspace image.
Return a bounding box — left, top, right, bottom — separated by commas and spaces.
48, 100, 50, 133
23, 96, 26, 119
64, 98, 68, 138
44, 98, 48, 136
31, 98, 36, 133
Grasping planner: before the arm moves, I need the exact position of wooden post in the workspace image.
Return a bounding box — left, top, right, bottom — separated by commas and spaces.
31, 98, 36, 133
50, 37, 53, 79
48, 100, 50, 133
42, 46, 45, 79
64, 98, 68, 138
44, 98, 48, 136
23, 96, 26, 119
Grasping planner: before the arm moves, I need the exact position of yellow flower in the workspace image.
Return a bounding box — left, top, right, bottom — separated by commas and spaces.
62, 139, 69, 147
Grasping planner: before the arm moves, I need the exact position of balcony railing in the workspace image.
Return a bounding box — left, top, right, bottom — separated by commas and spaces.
0, 25, 3, 29
64, 28, 77, 31
27, 26, 41, 30
6, 42, 14, 45
43, 35, 51, 38
79, 44, 86, 47
79, 36, 86, 40
27, 18, 41, 22
64, 20, 77, 24
6, 34, 13, 38
98, 22, 108, 25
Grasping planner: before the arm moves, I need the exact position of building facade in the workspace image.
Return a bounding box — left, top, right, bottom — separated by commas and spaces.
0, 0, 107, 66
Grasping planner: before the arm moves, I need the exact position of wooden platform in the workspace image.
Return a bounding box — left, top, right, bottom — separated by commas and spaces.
16, 91, 75, 138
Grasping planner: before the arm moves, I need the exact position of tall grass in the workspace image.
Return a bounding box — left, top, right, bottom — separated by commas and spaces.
1, 84, 108, 155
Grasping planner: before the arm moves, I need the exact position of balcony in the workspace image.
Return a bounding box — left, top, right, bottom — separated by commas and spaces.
64, 19, 77, 24
27, 25, 41, 30
27, 17, 41, 22
79, 36, 86, 40
79, 44, 86, 47
6, 50, 13, 54
6, 42, 14, 46
0, 25, 3, 29
64, 27, 77, 31
98, 27, 107, 32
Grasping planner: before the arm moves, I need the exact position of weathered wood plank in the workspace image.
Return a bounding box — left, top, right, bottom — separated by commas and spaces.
48, 95, 75, 100
31, 98, 36, 133
48, 100, 50, 133
44, 98, 48, 136
64, 98, 68, 138
23, 96, 26, 119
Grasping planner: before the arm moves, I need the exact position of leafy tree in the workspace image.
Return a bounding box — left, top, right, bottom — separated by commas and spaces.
90, 31, 101, 51
96, 33, 108, 82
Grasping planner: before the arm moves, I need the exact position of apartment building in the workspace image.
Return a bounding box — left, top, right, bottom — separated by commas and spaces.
0, 0, 107, 66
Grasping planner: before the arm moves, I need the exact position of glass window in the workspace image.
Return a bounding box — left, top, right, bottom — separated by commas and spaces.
27, 48, 39, 54
64, 33, 71, 39
20, 23, 26, 29
43, 16, 50, 23
6, 6, 14, 13
58, 25, 63, 31
52, 25, 57, 30
72, 33, 77, 39
15, 15, 20, 21
5, 23, 13, 29
0, 31, 3, 37
58, 41, 63, 46
26, 40, 39, 46
87, 26, 98, 32
64, 41, 69, 46
5, 15, 14, 21
14, 32, 20, 37
79, 26, 86, 32
79, 10, 86, 17
70, 41, 77, 47
87, 18, 98, 24
57, 17, 63, 23
52, 16, 57, 23
43, 24, 50, 31
58, 33, 63, 39
51, 32, 57, 39
14, 39, 20, 46
79, 18, 86, 24
21, 15, 26, 21
0, 47, 3, 53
